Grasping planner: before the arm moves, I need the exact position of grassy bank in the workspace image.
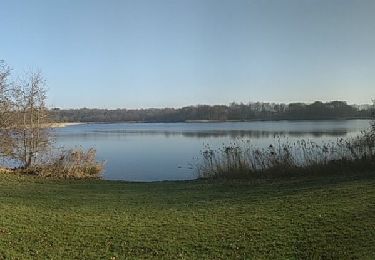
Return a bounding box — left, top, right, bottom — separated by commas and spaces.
0, 172, 374, 259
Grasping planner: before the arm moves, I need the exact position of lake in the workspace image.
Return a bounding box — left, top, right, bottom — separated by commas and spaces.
54, 120, 371, 181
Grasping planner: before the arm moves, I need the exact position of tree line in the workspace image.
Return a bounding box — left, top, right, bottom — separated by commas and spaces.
52, 101, 372, 123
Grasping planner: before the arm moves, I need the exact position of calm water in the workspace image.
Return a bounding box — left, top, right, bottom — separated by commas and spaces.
54, 120, 371, 181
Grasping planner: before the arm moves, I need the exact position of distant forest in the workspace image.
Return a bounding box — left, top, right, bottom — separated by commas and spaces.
51, 101, 373, 123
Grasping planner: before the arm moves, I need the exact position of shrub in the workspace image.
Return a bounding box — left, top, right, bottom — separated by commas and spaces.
28, 147, 104, 179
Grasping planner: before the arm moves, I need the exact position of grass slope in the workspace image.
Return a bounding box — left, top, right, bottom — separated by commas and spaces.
0, 172, 374, 259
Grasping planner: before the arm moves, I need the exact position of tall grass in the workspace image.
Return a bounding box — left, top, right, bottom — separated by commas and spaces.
197, 129, 375, 179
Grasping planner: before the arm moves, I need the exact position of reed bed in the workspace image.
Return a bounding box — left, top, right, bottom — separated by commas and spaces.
198, 128, 375, 179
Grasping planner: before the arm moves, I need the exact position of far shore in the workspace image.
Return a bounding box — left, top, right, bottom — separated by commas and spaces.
51, 118, 371, 125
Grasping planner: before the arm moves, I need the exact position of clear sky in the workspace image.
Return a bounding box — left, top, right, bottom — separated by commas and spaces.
1, 0, 374, 108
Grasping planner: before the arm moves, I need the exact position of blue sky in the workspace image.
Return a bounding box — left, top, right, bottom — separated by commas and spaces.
1, 0, 374, 108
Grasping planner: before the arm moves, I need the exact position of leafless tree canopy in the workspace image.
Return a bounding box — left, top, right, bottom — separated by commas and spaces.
0, 61, 14, 156
0, 60, 12, 127
0, 61, 51, 168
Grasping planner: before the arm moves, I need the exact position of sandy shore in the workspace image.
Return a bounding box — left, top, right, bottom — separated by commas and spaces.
47, 122, 85, 128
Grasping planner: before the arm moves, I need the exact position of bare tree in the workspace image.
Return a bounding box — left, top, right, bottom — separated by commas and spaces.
0, 61, 14, 157
1, 62, 102, 178
0, 61, 12, 127
10, 71, 51, 168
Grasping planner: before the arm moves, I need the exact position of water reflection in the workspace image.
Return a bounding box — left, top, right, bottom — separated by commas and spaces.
56, 129, 351, 140
91, 129, 349, 138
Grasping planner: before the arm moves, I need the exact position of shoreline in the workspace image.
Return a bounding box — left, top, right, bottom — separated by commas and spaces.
48, 122, 85, 128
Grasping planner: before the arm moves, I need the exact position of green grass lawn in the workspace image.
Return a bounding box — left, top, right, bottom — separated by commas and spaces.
0, 172, 374, 259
